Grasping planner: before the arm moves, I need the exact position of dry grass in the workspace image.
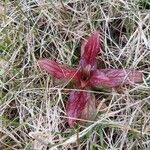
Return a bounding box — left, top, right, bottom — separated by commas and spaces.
0, 0, 150, 150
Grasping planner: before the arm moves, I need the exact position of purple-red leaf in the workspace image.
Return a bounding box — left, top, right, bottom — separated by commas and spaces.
38, 59, 80, 80
79, 32, 100, 70
80, 93, 96, 125
90, 69, 143, 88
66, 91, 89, 127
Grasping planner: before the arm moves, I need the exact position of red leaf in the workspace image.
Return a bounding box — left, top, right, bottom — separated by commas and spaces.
90, 69, 143, 87
79, 31, 100, 70
66, 91, 90, 127
38, 59, 80, 80
80, 93, 96, 125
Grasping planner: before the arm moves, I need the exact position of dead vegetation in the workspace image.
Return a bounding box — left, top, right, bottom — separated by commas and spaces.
0, 0, 150, 149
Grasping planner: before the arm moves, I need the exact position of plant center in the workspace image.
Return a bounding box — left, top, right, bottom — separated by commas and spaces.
81, 74, 89, 81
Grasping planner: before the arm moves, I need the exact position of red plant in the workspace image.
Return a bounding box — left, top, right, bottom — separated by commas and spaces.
38, 32, 143, 127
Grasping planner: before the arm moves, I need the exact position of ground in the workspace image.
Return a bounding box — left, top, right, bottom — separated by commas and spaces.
0, 0, 150, 150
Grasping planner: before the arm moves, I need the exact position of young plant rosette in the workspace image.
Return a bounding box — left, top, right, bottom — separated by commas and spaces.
38, 32, 143, 127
